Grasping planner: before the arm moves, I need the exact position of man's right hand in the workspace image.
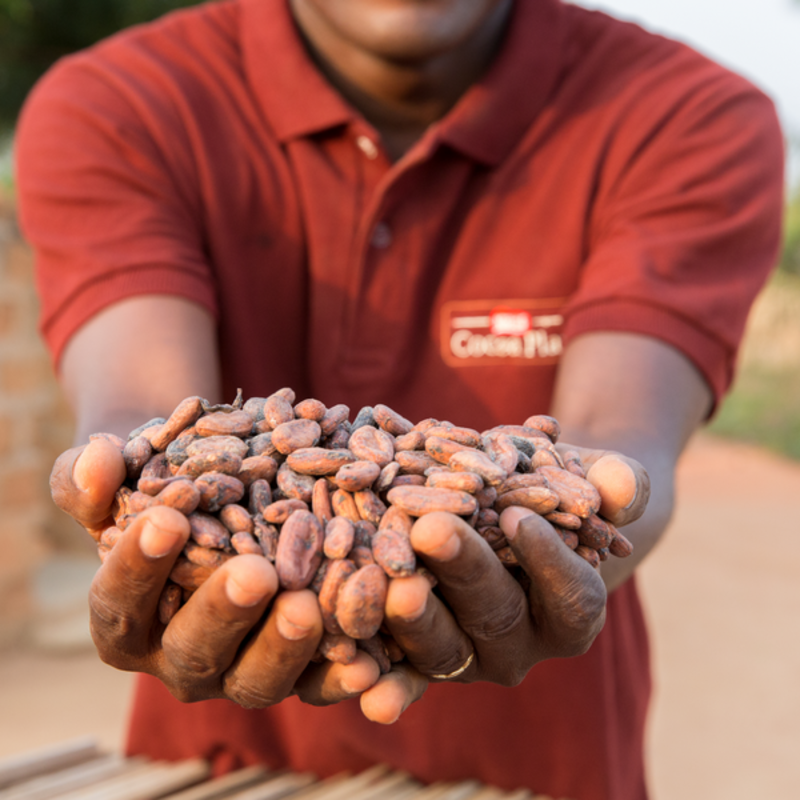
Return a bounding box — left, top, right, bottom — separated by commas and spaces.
50, 437, 381, 707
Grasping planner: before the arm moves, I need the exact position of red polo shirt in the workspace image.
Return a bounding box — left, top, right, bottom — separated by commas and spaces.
16, 1, 783, 799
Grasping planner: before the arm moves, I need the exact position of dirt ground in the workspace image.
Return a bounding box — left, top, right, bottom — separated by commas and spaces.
0, 432, 798, 799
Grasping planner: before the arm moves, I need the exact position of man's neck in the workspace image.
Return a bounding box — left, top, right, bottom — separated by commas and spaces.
290, 1, 513, 161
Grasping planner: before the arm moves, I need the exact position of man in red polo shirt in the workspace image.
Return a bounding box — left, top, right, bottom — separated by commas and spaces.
15, 1, 783, 798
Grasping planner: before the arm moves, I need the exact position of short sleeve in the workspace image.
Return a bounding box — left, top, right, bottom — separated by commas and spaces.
15, 45, 218, 369
561, 54, 784, 408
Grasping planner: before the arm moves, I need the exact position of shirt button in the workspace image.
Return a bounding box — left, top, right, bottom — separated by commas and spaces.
356, 135, 379, 160
370, 222, 393, 249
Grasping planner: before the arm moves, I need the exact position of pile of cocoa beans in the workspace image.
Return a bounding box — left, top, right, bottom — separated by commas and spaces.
90, 389, 632, 673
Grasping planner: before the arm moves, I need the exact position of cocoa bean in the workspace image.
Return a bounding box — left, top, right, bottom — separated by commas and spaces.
150, 397, 204, 450
177, 451, 243, 479
286, 447, 356, 476
231, 531, 264, 556
324, 516, 355, 560
186, 435, 248, 460
294, 398, 327, 422
262, 498, 309, 525
274, 510, 324, 591
448, 449, 507, 487
331, 488, 361, 523
318, 558, 357, 635
373, 404, 413, 436
158, 583, 183, 626
196, 472, 245, 513
319, 632, 357, 665
169, 558, 214, 592
154, 479, 201, 515
354, 489, 387, 526
347, 426, 395, 468
425, 469, 484, 494
311, 478, 334, 526
423, 436, 471, 466
494, 486, 560, 515
394, 430, 426, 451
386, 485, 478, 517
522, 414, 561, 442
123, 436, 153, 482
248, 479, 273, 516
357, 634, 391, 674
334, 460, 382, 492
320, 404, 350, 436
219, 503, 254, 534
276, 462, 315, 503
262, 394, 295, 430
372, 528, 416, 578
536, 465, 602, 519
336, 565, 388, 640
271, 419, 322, 454
188, 512, 231, 549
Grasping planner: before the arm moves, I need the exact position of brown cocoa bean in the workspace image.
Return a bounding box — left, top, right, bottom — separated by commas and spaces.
319, 632, 357, 665
336, 564, 388, 640
318, 558, 358, 635
334, 460, 381, 492
324, 516, 355, 560
562, 449, 587, 478
188, 511, 231, 549
242, 396, 267, 423
231, 531, 264, 556
476, 507, 499, 528
195, 409, 253, 438
394, 430, 426, 451
575, 545, 600, 568
372, 528, 416, 578
388, 474, 427, 489
411, 417, 440, 433
237, 455, 278, 487
262, 394, 295, 429
294, 398, 327, 422
274, 510, 324, 590
374, 461, 400, 492
478, 525, 507, 551
187, 435, 249, 460
495, 546, 519, 567
482, 432, 520, 475
177, 451, 243, 479
347, 426, 395, 468
352, 520, 376, 548
253, 515, 279, 561
183, 543, 232, 569
349, 545, 376, 569
154, 478, 201, 515
138, 453, 174, 495
99, 525, 123, 549
331, 488, 361, 522
286, 447, 356, 476
544, 510, 582, 530
483, 424, 551, 444
262, 498, 309, 525
475, 485, 498, 509
424, 424, 483, 448
248, 479, 272, 516
123, 436, 153, 482
608, 525, 634, 558
537, 465, 602, 519
150, 396, 204, 450
354, 489, 387, 526
320, 404, 350, 436
423, 436, 471, 466
555, 526, 580, 550
373, 404, 413, 436
386, 485, 478, 517
378, 504, 414, 537
522, 414, 561, 442
576, 513, 614, 549
169, 557, 214, 592
196, 471, 245, 512
219, 503, 254, 534
271, 419, 322, 454
448, 449, 507, 486
497, 472, 550, 494
246, 432, 280, 459
311, 478, 334, 526
276, 462, 315, 503
494, 486, 560, 515
425, 469, 484, 494
165, 427, 200, 467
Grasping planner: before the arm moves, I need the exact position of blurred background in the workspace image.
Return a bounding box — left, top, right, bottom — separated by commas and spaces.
0, 2, 798, 799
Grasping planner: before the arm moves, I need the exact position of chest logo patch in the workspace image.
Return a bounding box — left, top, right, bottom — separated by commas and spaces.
440, 299, 565, 367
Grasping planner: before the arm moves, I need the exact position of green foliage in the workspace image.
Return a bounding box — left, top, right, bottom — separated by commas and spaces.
0, 0, 202, 123
780, 188, 800, 276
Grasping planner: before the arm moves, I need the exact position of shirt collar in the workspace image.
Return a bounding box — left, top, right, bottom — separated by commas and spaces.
240, 0, 568, 164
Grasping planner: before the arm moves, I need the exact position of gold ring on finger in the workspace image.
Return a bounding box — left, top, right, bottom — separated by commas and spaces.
430, 650, 474, 681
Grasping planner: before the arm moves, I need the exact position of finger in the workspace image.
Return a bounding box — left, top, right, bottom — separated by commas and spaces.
585, 454, 650, 526
90, 505, 190, 670
160, 554, 279, 701
359, 662, 428, 725
410, 512, 535, 687
500, 507, 607, 659
220, 589, 323, 708
51, 439, 127, 530
293, 651, 381, 706
383, 574, 475, 682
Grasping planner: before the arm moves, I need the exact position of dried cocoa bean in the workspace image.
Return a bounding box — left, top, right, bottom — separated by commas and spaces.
386, 485, 478, 517
347, 426, 395, 468
262, 498, 309, 525
123, 436, 153, 482
154, 479, 201, 515
262, 394, 295, 430
424, 424, 482, 448
196, 472, 245, 513
494, 486, 560, 515
231, 531, 264, 556
354, 489, 387, 526
357, 634, 391, 674
186, 435, 249, 460
320, 404, 350, 436
294, 398, 327, 422
394, 430, 426, 451
336, 564, 388, 640
372, 527, 416, 578
158, 583, 182, 626
373, 404, 413, 436
286, 447, 356, 476
188, 511, 231, 549
423, 436, 471, 466
319, 632, 357, 665
536, 465, 602, 519
274, 510, 324, 590
318, 558, 357, 635
334, 460, 382, 492
169, 558, 214, 592
425, 469, 484, 494
522, 414, 561, 442
311, 478, 334, 526
276, 462, 316, 503
448, 449, 507, 487
331, 488, 361, 522
271, 419, 322, 455
324, 516, 355, 560
149, 397, 204, 450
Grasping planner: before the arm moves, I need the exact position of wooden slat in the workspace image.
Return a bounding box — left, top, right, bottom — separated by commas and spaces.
0, 754, 137, 800
223, 771, 317, 800
0, 738, 101, 790
159, 765, 268, 800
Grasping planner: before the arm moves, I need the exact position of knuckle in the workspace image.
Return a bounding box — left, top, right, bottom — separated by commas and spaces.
162, 627, 222, 684
223, 674, 280, 709
462, 593, 529, 644
546, 577, 607, 657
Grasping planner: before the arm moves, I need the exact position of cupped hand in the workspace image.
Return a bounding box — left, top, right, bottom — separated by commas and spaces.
358, 443, 650, 724
50, 440, 381, 708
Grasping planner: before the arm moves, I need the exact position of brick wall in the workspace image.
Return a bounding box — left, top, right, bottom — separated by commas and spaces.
0, 204, 83, 647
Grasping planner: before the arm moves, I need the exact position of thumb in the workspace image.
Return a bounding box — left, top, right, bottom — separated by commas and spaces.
51, 438, 127, 530
500, 507, 607, 658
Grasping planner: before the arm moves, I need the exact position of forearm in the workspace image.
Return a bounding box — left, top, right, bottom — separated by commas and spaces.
59, 296, 221, 444
550, 332, 713, 592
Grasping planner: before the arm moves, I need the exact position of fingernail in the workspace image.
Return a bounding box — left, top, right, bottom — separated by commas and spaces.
499, 507, 535, 541
400, 591, 427, 623
276, 612, 314, 641
139, 520, 182, 558
421, 530, 461, 562
73, 446, 93, 492
225, 574, 269, 608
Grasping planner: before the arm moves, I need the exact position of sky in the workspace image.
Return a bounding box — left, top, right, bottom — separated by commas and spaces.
574, 0, 800, 188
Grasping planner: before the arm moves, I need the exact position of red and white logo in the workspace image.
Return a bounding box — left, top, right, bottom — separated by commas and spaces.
441, 299, 565, 367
